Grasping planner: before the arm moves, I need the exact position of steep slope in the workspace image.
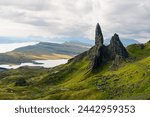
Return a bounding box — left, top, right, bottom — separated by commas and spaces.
0, 49, 150, 99
0, 23, 150, 100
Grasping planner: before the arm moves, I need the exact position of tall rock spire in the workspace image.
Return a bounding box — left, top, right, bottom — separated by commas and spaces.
89, 23, 105, 69
95, 23, 103, 46
69, 23, 128, 71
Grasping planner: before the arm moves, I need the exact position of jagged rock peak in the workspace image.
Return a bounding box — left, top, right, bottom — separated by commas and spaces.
69, 23, 129, 71
95, 23, 103, 46
108, 33, 128, 59
111, 33, 120, 41
110, 33, 124, 48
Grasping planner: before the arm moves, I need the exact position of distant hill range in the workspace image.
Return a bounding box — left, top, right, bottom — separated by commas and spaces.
62, 38, 140, 47
0, 41, 90, 64
14, 41, 91, 55
104, 38, 139, 47
0, 36, 139, 47
0, 23, 150, 100
0, 36, 139, 64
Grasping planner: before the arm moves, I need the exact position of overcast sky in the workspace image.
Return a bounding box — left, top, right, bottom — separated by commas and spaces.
0, 0, 149, 42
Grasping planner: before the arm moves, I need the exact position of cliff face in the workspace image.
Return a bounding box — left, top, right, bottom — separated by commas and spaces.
89, 23, 128, 70
69, 23, 128, 70
89, 23, 106, 69
108, 33, 128, 59
95, 23, 103, 46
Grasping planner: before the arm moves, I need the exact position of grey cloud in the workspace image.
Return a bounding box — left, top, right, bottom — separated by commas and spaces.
63, 0, 93, 16
99, 0, 150, 42
0, 0, 149, 42
0, 0, 51, 11
59, 23, 92, 38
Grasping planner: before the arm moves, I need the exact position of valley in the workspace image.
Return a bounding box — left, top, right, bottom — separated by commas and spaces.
0, 23, 150, 100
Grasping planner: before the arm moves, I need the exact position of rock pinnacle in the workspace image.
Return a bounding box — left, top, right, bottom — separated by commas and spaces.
95, 23, 103, 46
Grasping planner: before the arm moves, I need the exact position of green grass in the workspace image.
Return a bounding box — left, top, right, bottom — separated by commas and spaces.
127, 42, 150, 59
0, 43, 150, 100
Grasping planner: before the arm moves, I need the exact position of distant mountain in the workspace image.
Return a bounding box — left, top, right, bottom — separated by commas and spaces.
0, 36, 139, 48
0, 23, 150, 100
104, 38, 140, 47
61, 38, 140, 47
13, 42, 89, 55
63, 41, 91, 48
0, 42, 89, 64
0, 36, 94, 45
52, 37, 95, 45
63, 38, 140, 47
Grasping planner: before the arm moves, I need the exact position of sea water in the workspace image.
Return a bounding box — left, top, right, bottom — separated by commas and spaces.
0, 59, 68, 69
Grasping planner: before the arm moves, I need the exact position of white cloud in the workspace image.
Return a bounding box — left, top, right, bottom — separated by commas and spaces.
0, 0, 149, 42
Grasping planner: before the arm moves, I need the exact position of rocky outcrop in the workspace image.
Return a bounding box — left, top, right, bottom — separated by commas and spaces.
89, 24, 128, 70
95, 23, 103, 46
69, 22, 128, 71
89, 45, 107, 69
69, 23, 106, 69
109, 54, 124, 70
108, 33, 128, 59
89, 23, 106, 69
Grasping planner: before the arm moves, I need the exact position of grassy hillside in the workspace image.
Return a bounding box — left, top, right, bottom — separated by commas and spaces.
127, 42, 150, 59
0, 42, 150, 99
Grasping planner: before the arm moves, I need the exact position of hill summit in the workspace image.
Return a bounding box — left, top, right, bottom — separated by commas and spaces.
70, 23, 128, 70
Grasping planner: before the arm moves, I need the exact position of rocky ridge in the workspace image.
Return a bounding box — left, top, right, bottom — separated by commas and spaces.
69, 23, 128, 70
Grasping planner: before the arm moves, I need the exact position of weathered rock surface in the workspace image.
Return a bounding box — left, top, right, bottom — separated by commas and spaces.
89, 24, 128, 70
108, 33, 128, 59
89, 23, 106, 69
109, 54, 124, 70
89, 45, 107, 69
69, 23, 128, 70
95, 23, 103, 46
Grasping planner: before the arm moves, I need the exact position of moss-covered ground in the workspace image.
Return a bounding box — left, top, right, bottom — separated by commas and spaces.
0, 42, 150, 100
